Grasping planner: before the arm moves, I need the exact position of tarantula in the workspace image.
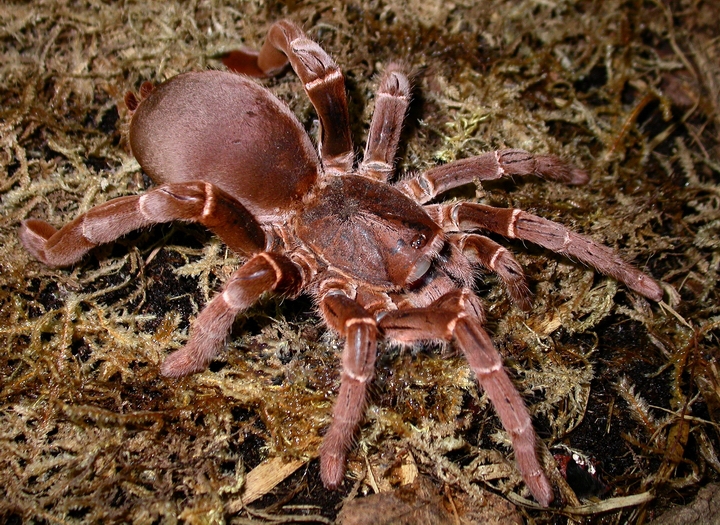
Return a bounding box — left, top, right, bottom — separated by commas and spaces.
19, 20, 663, 506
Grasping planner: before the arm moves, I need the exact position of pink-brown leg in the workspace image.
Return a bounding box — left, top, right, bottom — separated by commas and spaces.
439, 202, 663, 301
448, 233, 531, 310
161, 252, 302, 376
360, 64, 411, 182
398, 149, 588, 203
378, 290, 554, 506
221, 20, 353, 172
19, 181, 266, 267
317, 290, 378, 489
453, 315, 554, 506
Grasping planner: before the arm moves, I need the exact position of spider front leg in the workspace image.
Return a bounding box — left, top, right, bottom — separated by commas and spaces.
449, 232, 531, 310
439, 202, 663, 301
318, 289, 378, 489
378, 289, 554, 506
221, 20, 353, 172
19, 181, 266, 267
161, 252, 302, 376
399, 149, 589, 203
360, 64, 412, 182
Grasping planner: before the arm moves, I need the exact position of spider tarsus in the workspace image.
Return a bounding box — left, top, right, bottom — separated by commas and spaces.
19, 219, 54, 264
528, 473, 554, 507
630, 273, 664, 302
534, 155, 589, 185
492, 249, 532, 310
160, 348, 204, 377
319, 451, 345, 490
19, 218, 94, 268
568, 166, 590, 185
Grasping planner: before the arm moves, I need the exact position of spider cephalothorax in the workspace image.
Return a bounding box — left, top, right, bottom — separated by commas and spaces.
19, 20, 663, 506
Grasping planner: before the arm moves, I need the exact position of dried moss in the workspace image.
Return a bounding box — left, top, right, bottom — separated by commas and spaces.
1, 0, 719, 523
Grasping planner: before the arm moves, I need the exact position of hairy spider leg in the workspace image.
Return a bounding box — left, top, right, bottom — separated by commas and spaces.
360, 64, 412, 182
438, 202, 663, 301
448, 232, 531, 310
19, 181, 266, 267
161, 252, 302, 377
398, 149, 589, 204
378, 289, 554, 506
221, 20, 353, 173
317, 289, 378, 489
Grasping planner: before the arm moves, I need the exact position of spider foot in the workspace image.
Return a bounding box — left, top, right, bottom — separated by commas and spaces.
319, 448, 346, 490
20, 218, 94, 267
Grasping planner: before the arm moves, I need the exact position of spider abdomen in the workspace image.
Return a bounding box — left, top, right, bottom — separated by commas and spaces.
129, 71, 320, 218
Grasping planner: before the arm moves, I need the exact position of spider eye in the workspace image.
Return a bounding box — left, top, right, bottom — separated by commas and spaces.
406, 255, 432, 285
411, 234, 426, 249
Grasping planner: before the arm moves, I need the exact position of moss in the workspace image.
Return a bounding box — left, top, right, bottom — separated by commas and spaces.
1, 0, 718, 523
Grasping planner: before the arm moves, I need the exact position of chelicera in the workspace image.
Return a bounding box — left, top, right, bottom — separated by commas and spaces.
19, 20, 663, 505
